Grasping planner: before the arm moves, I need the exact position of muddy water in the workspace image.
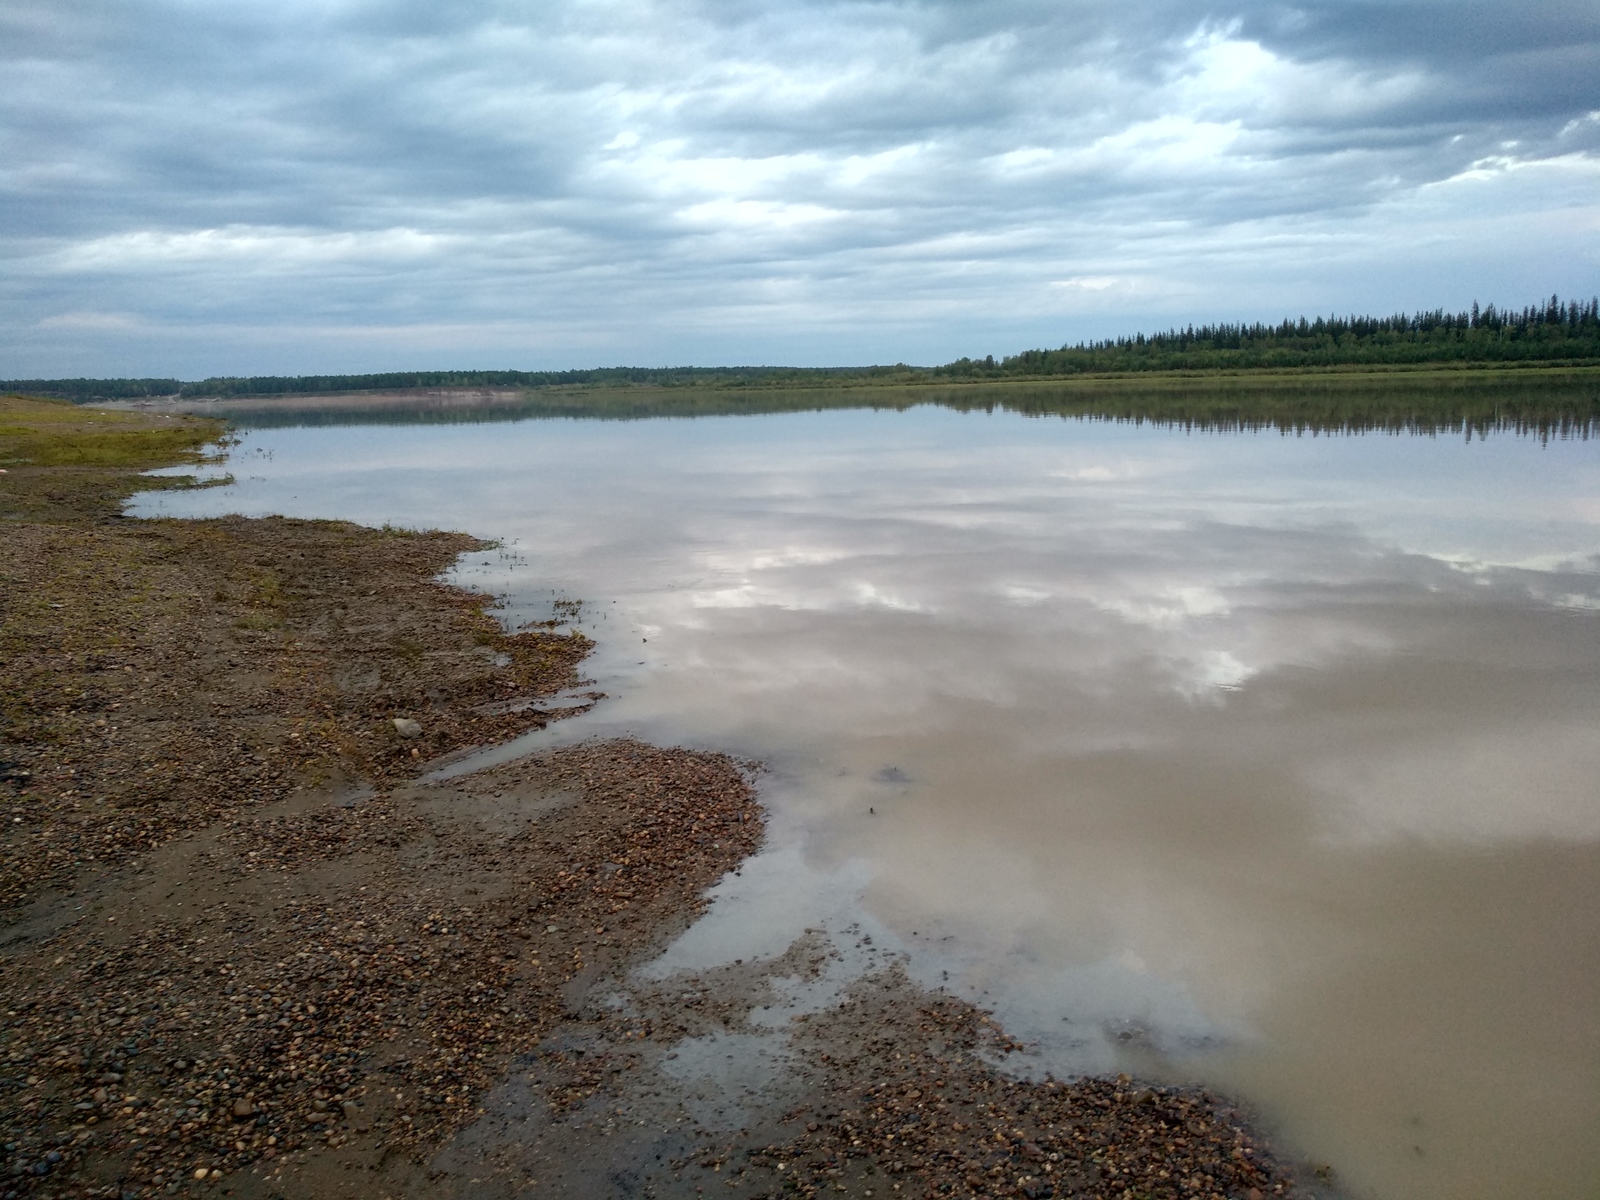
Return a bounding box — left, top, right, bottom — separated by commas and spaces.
139, 406, 1600, 1199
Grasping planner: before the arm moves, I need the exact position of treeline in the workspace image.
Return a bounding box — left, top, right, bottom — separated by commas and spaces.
2, 366, 920, 403
944, 295, 1600, 378
0, 377, 187, 402
5, 295, 1598, 403
211, 370, 1600, 441
171, 364, 924, 398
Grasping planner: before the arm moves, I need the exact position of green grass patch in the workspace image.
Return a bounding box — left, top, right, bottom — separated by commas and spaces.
0, 394, 223, 467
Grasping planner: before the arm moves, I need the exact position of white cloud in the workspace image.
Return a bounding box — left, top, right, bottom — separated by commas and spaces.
1, 0, 1596, 374
36, 310, 142, 330
51, 226, 450, 273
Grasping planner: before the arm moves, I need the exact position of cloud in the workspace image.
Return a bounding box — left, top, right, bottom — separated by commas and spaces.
1, 0, 1596, 375
36, 310, 142, 330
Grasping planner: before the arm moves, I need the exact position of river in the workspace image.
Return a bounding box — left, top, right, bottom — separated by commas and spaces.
137, 401, 1600, 1199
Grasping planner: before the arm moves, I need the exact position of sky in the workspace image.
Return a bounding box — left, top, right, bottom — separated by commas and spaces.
2, 0, 1597, 377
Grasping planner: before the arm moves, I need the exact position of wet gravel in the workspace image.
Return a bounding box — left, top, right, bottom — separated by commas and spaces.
3, 451, 1317, 1200
749, 988, 1288, 1200
0, 514, 590, 912
0, 738, 762, 1198
457, 945, 1307, 1200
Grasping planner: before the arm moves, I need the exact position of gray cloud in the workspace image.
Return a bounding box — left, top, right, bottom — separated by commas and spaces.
2, 0, 1596, 375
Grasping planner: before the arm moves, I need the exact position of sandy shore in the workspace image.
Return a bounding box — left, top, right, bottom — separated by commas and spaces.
0, 395, 1316, 1199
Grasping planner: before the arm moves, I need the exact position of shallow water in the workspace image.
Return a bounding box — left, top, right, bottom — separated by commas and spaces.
139, 405, 1600, 1199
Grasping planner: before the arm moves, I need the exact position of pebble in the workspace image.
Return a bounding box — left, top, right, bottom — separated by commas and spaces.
1, 479, 1305, 1200
0, 735, 762, 1196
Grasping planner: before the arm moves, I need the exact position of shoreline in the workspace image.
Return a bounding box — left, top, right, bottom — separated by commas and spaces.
1, 395, 1317, 1199
98, 360, 1600, 405
93, 366, 1600, 445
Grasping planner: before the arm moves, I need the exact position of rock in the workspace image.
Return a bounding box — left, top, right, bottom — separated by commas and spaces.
341, 1101, 359, 1121
392, 718, 422, 739
231, 1099, 255, 1119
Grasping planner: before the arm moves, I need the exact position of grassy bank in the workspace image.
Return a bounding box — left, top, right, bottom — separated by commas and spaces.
0, 394, 230, 524
134, 365, 1600, 440
9, 295, 1598, 406
0, 395, 224, 468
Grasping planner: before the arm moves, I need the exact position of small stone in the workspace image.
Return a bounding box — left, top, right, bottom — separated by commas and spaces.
231, 1099, 255, 1119
193, 1167, 209, 1180
392, 718, 422, 739
342, 1101, 359, 1120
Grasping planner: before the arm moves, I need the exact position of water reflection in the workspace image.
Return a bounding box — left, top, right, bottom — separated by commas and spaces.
138, 406, 1600, 1200
170, 368, 1600, 440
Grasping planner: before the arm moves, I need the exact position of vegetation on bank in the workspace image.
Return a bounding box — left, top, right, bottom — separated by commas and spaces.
952, 294, 1600, 378
190, 368, 1600, 440
948, 369, 1600, 438
0, 393, 224, 467
0, 393, 227, 521
7, 295, 1598, 404
0, 365, 921, 403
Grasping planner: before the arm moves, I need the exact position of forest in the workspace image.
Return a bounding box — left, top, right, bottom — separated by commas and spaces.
166, 368, 1600, 442
6, 296, 1597, 403
946, 295, 1600, 378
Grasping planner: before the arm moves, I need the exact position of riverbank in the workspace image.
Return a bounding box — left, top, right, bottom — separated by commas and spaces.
101, 363, 1600, 440
1, 394, 1312, 1199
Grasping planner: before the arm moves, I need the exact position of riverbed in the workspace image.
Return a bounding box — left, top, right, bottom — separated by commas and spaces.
138, 402, 1600, 1200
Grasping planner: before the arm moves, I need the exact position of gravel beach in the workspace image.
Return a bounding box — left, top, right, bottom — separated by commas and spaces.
1, 395, 1316, 1200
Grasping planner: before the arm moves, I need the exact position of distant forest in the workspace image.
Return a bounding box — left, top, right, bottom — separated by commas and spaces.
215, 372, 1600, 441
952, 295, 1600, 378
0, 365, 913, 403
6, 295, 1598, 403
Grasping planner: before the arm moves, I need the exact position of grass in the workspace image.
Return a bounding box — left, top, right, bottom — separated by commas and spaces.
0, 394, 227, 522
0, 393, 225, 468
203, 363, 1600, 439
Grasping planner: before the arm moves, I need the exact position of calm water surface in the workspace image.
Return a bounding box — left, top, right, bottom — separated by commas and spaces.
139, 407, 1600, 1200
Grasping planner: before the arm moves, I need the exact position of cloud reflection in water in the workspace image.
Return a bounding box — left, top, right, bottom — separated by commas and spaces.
139, 406, 1600, 1200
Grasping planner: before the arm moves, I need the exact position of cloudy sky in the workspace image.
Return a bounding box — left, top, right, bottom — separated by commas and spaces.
2, 0, 1597, 377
